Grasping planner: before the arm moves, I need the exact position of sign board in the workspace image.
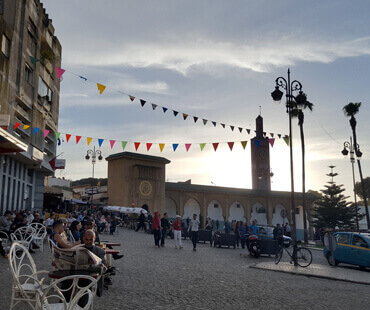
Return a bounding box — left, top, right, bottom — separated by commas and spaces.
31, 147, 44, 163
0, 114, 10, 130
55, 159, 66, 169
85, 187, 98, 195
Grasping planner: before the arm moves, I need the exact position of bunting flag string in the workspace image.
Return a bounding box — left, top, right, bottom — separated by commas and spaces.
37, 63, 287, 138
11, 121, 290, 154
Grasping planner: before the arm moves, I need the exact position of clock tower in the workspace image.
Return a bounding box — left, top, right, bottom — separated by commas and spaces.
251, 115, 271, 191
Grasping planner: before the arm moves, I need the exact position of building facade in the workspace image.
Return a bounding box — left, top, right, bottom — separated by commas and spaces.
0, 0, 61, 213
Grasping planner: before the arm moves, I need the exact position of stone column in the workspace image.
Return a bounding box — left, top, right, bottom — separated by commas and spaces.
267, 199, 273, 226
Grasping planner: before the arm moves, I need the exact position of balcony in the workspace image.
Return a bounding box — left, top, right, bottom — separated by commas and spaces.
44, 139, 56, 155
14, 105, 31, 123
15, 94, 32, 110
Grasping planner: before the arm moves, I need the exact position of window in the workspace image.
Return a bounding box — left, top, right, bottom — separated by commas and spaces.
25, 64, 33, 84
236, 204, 240, 208
295, 208, 300, 215
1, 34, 10, 57
214, 204, 218, 208
38, 77, 53, 102
353, 235, 368, 248
27, 19, 37, 37
337, 234, 350, 245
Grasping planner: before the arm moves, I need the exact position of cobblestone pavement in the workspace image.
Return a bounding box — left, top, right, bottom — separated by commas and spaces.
1, 228, 369, 310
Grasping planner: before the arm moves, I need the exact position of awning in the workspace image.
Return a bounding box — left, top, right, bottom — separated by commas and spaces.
65, 198, 88, 205
104, 206, 147, 214
0, 127, 28, 154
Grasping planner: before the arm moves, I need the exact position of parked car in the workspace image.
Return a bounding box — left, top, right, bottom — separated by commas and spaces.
257, 226, 292, 247
324, 232, 370, 270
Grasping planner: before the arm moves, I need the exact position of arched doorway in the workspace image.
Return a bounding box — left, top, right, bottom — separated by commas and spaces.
251, 203, 267, 226
272, 204, 287, 226
207, 200, 223, 230
165, 197, 177, 220
142, 204, 149, 212
228, 201, 246, 222
183, 198, 201, 227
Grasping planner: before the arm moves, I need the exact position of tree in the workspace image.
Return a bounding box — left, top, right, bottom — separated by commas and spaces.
292, 97, 314, 243
312, 167, 358, 230
343, 102, 370, 229
354, 177, 370, 201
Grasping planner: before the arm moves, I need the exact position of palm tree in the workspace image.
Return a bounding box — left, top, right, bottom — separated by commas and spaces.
343, 102, 370, 229
292, 98, 313, 244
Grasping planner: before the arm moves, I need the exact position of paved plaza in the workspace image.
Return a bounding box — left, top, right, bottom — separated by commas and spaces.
1, 228, 369, 310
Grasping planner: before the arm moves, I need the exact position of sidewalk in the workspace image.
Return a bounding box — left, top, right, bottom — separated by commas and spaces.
250, 262, 370, 285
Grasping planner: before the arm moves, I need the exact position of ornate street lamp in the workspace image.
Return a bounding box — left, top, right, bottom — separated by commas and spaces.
271, 68, 307, 266
85, 146, 103, 207
342, 138, 368, 230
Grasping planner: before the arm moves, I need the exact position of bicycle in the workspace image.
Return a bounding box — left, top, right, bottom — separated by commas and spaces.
275, 242, 313, 267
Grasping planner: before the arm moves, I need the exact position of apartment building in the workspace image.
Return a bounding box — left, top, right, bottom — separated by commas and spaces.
0, 0, 61, 213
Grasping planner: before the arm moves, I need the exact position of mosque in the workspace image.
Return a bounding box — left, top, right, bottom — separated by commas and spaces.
106, 115, 317, 239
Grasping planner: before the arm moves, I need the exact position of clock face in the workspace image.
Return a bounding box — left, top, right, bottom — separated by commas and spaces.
139, 181, 152, 196
259, 150, 267, 159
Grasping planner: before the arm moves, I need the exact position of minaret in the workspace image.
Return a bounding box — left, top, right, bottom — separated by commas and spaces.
251, 115, 271, 191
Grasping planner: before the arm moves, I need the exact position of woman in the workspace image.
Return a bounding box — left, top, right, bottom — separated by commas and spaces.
50, 220, 80, 248
69, 220, 82, 242
173, 215, 183, 249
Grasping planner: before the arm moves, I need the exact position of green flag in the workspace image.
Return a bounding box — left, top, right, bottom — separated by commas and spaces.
200, 143, 206, 151
30, 56, 40, 64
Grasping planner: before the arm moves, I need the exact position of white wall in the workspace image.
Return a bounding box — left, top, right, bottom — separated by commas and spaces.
207, 200, 224, 220
228, 202, 246, 222
183, 198, 201, 219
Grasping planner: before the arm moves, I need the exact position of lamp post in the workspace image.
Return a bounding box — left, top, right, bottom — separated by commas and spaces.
271, 68, 307, 266
342, 139, 369, 229
85, 146, 103, 208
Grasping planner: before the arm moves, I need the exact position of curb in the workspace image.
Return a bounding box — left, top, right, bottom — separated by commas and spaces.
250, 264, 370, 286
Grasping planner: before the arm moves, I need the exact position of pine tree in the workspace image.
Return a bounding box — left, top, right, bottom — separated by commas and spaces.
312, 166, 358, 230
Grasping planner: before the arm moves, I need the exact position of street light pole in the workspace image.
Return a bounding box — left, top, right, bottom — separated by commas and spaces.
85, 146, 103, 209
271, 68, 307, 266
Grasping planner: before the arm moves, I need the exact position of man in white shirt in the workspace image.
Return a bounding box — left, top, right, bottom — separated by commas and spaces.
188, 214, 200, 251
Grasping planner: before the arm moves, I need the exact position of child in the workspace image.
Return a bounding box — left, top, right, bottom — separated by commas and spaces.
173, 215, 183, 249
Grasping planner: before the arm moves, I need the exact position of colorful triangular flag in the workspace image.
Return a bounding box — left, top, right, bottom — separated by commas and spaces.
173, 144, 179, 151
76, 136, 82, 144
134, 142, 140, 151
283, 136, 290, 146
87, 137, 92, 146
122, 141, 128, 150
129, 95, 135, 102
183, 113, 188, 120
221, 123, 225, 128
203, 119, 208, 125
55, 132, 61, 140
55, 67, 65, 79
146, 143, 152, 151
270, 133, 274, 138
230, 125, 234, 131
173, 111, 178, 117
44, 129, 50, 138
193, 116, 198, 123
241, 141, 248, 149
200, 143, 206, 151
159, 143, 165, 152
140, 99, 146, 107
278, 134, 282, 139
263, 132, 267, 137
30, 56, 40, 64
98, 138, 104, 147
212, 121, 217, 127
185, 144, 191, 152
97, 83, 106, 94
162, 107, 168, 113
23, 125, 30, 130
110, 140, 116, 149
246, 129, 251, 134
268, 138, 275, 147
152, 104, 158, 110
33, 127, 40, 135
79, 76, 87, 81
227, 142, 234, 151
65, 134, 71, 142
14, 122, 20, 130
212, 143, 219, 151
254, 139, 261, 149
238, 127, 243, 133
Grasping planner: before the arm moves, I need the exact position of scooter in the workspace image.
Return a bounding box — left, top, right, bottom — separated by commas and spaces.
247, 234, 260, 258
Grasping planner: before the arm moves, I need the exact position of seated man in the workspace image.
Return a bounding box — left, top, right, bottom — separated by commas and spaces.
50, 220, 80, 248
82, 229, 111, 294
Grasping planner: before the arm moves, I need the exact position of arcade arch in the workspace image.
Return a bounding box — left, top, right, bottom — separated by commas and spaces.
228, 201, 246, 222
272, 204, 287, 226
207, 200, 224, 221
251, 203, 267, 226
165, 197, 177, 219
183, 198, 201, 220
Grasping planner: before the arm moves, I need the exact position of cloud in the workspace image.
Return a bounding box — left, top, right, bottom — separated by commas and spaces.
62, 36, 370, 75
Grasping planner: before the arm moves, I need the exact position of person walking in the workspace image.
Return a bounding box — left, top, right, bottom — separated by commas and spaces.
188, 214, 200, 251
136, 211, 146, 232
284, 223, 291, 237
173, 215, 183, 249
234, 221, 241, 248
273, 223, 284, 246
160, 213, 170, 247
152, 211, 161, 248
239, 222, 247, 249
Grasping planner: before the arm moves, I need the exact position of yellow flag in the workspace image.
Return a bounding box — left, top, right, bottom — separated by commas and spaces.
97, 83, 106, 94
23, 125, 30, 130
241, 141, 248, 150
159, 143, 165, 152
87, 137, 92, 145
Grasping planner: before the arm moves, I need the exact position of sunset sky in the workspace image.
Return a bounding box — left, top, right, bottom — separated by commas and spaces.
42, 0, 370, 200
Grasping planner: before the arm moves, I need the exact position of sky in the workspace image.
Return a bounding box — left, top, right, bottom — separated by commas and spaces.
41, 0, 370, 201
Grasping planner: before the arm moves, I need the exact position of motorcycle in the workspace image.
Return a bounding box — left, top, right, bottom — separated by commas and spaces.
247, 234, 260, 258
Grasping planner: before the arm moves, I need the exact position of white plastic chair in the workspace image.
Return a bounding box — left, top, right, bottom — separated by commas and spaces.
38, 275, 98, 310
0, 230, 10, 252
29, 223, 47, 252
11, 226, 36, 250
9, 242, 50, 309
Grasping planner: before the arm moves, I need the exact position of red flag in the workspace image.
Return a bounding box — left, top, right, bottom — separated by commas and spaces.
66, 134, 71, 142
185, 144, 191, 152
146, 143, 152, 151
212, 143, 219, 151
129, 95, 135, 102
227, 142, 234, 151
76, 136, 82, 144
134, 142, 140, 151
14, 122, 21, 130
